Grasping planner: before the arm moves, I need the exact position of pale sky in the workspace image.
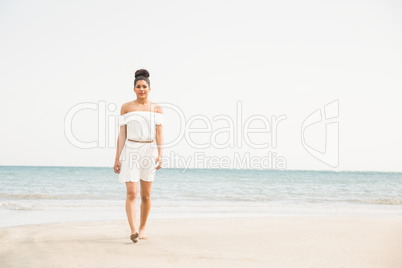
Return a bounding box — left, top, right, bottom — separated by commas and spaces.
1, 0, 401, 172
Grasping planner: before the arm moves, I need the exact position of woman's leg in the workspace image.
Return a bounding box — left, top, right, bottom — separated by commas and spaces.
125, 181, 138, 235
139, 179, 152, 239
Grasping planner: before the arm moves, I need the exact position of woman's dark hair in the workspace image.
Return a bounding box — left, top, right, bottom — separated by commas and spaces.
134, 69, 150, 87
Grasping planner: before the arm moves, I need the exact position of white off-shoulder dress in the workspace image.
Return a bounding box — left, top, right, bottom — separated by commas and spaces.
117, 111, 164, 183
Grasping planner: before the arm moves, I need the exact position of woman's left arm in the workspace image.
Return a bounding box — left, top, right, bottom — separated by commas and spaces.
155, 107, 164, 170
155, 123, 164, 158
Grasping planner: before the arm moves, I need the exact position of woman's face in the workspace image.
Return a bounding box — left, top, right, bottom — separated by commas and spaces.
134, 80, 150, 99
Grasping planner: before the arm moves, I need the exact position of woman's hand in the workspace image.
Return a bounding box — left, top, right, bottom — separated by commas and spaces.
155, 155, 163, 170
114, 160, 121, 174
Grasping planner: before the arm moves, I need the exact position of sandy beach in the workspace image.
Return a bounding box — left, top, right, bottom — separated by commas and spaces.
1, 216, 401, 268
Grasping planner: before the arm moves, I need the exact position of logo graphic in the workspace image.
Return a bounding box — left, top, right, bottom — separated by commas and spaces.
301, 100, 339, 167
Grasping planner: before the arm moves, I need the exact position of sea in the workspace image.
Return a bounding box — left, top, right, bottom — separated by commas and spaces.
0, 166, 401, 227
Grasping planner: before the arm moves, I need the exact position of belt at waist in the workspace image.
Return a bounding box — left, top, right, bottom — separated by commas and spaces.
128, 139, 154, 143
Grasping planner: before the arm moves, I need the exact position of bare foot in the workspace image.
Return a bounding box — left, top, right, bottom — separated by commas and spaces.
130, 232, 139, 243
138, 228, 148, 239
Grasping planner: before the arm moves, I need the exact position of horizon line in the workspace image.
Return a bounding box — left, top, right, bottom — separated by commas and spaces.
0, 165, 400, 174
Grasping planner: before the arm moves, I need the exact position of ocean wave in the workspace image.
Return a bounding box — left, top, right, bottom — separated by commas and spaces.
363, 199, 402, 205
0, 200, 123, 211
0, 193, 57, 199
0, 202, 37, 211
0, 193, 115, 200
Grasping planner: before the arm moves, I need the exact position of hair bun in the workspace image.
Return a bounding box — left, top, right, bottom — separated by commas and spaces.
135, 69, 150, 79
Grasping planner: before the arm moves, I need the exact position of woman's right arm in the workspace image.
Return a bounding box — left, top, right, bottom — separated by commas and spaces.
115, 125, 127, 160
114, 105, 127, 174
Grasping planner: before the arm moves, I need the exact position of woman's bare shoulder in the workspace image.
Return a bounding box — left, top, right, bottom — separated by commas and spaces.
120, 102, 131, 115
149, 101, 163, 114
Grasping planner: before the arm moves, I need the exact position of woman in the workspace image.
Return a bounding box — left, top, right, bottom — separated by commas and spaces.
113, 69, 164, 243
